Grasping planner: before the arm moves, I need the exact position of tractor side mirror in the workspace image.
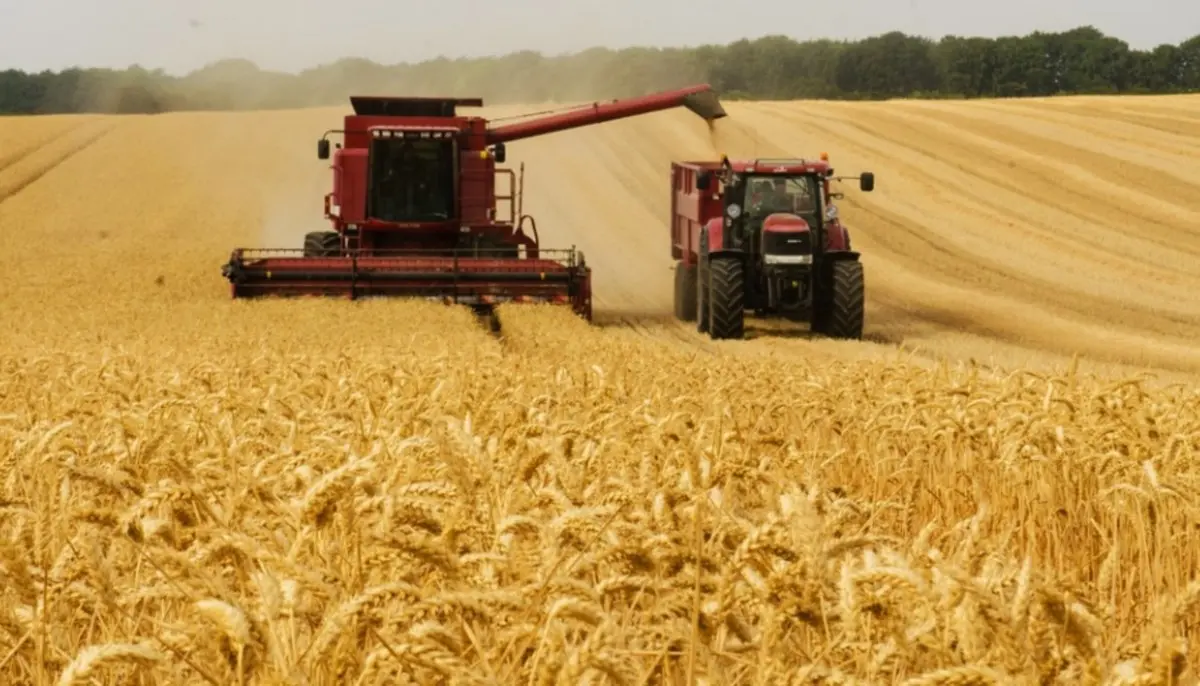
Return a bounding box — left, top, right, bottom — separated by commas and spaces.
696, 171, 711, 191
860, 172, 875, 192
317, 139, 330, 160
493, 142, 506, 164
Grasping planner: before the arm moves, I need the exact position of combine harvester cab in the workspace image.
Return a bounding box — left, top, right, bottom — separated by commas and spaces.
669, 154, 875, 340
221, 86, 727, 322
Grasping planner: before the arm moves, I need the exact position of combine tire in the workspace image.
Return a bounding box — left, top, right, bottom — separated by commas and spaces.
707, 257, 745, 340
813, 260, 864, 340
674, 261, 697, 321
303, 231, 340, 257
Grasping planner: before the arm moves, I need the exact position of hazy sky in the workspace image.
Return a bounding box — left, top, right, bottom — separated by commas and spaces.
2, 0, 1196, 75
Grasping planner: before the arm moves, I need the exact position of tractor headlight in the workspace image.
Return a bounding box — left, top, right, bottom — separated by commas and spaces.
727, 203, 741, 219
825, 205, 839, 221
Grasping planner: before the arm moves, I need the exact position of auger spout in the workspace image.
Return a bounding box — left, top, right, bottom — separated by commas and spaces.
485, 84, 727, 145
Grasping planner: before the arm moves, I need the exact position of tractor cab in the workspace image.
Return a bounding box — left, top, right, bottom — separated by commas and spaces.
746, 176, 820, 219
699, 164, 827, 260
732, 173, 824, 250
696, 156, 874, 258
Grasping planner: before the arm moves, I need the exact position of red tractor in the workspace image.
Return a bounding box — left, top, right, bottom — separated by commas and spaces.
669, 154, 875, 340
221, 85, 727, 321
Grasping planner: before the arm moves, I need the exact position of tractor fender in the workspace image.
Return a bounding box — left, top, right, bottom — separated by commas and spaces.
707, 248, 746, 261
825, 219, 852, 252
703, 216, 727, 252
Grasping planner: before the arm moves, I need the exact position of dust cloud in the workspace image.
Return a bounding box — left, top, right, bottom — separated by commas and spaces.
257, 182, 332, 252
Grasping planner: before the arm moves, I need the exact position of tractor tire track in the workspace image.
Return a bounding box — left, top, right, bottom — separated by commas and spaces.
836, 105, 1200, 279
761, 102, 1200, 280
1073, 101, 1200, 138
752, 103, 1150, 265
0, 126, 86, 174
991, 99, 1200, 157
0, 120, 121, 205
895, 105, 1200, 218
601, 313, 720, 355
809, 107, 1198, 257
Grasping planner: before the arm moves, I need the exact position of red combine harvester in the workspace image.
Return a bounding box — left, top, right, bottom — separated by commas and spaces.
221, 85, 727, 321
670, 154, 875, 340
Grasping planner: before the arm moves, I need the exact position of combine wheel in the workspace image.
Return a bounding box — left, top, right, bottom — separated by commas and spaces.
812, 260, 864, 340
674, 261, 697, 321
303, 231, 340, 257
707, 257, 745, 340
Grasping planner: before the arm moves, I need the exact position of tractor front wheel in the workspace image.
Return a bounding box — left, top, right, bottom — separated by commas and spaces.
812, 260, 864, 340
674, 261, 697, 322
303, 231, 340, 257
707, 257, 745, 340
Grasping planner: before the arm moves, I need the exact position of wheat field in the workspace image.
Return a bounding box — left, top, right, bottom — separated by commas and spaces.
1, 95, 1200, 685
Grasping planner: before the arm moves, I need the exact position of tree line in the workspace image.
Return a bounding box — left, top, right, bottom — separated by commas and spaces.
1, 25, 1197, 115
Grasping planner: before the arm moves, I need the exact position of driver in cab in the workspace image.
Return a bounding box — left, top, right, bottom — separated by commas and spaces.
759, 179, 794, 214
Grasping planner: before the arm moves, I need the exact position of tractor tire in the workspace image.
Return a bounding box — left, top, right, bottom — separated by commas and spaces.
696, 258, 710, 334
674, 261, 697, 322
707, 257, 745, 340
303, 231, 340, 257
813, 260, 864, 340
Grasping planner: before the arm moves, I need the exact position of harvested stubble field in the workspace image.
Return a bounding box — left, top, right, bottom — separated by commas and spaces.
2, 94, 1200, 685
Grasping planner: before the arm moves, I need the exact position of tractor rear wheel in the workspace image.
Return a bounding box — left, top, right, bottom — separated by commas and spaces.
696, 258, 710, 333
303, 231, 340, 257
674, 261, 697, 321
707, 257, 745, 340
813, 260, 864, 340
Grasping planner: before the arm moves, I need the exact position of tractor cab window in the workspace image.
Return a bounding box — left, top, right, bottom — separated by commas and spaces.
745, 175, 821, 219
368, 136, 456, 222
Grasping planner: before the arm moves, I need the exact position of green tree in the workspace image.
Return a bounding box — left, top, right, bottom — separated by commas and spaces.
0, 27, 1195, 115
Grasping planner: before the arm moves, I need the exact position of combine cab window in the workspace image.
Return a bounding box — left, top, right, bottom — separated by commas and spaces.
368, 137, 456, 222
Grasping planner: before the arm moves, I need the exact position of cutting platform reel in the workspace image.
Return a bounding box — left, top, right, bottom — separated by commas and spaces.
221, 247, 592, 319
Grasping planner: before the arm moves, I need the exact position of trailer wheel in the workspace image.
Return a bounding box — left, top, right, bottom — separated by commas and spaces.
813, 260, 864, 340
674, 261, 697, 321
696, 258, 710, 333
304, 231, 340, 257
707, 256, 745, 340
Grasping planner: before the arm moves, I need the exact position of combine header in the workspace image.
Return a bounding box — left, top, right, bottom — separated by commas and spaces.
670, 154, 875, 340
221, 85, 727, 320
